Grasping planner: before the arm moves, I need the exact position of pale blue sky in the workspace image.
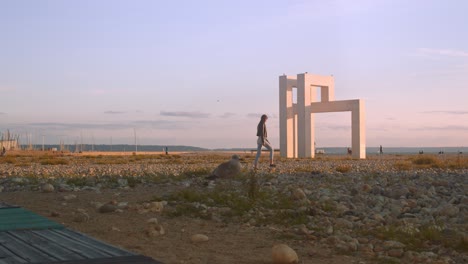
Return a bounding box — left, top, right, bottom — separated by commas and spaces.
1, 0, 467, 148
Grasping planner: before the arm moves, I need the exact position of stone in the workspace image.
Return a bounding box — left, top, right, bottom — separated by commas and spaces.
73, 211, 90, 223
63, 194, 77, 201
207, 155, 242, 179
335, 218, 354, 229
99, 204, 117, 213
361, 184, 372, 192
272, 244, 299, 264
358, 244, 375, 258
191, 234, 209, 243
42, 183, 54, 192
149, 202, 164, 213
117, 202, 128, 208
147, 218, 158, 224
383, 240, 406, 250
437, 204, 459, 217
291, 188, 307, 200
387, 248, 404, 258
50, 211, 61, 217
147, 224, 165, 237
117, 178, 128, 187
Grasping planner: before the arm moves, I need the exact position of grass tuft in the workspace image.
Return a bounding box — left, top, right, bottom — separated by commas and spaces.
335, 165, 351, 173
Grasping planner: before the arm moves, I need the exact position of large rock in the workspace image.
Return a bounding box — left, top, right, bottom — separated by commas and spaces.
207, 155, 241, 179
272, 244, 299, 264
42, 183, 55, 193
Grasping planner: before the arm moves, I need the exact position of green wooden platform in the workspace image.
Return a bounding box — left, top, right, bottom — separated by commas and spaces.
0, 203, 162, 264
0, 207, 64, 231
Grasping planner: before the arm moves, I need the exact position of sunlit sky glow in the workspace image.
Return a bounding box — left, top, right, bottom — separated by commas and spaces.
1, 0, 467, 149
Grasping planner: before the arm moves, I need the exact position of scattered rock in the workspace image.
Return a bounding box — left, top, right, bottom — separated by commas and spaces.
272, 244, 299, 264
73, 211, 90, 223
207, 155, 242, 179
41, 183, 54, 192
63, 194, 77, 201
147, 218, 158, 224
191, 234, 209, 243
50, 211, 61, 217
149, 201, 164, 213
291, 188, 307, 200
147, 225, 165, 237
99, 204, 117, 213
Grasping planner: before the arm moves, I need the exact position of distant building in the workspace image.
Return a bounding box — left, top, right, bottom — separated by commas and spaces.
0, 140, 19, 150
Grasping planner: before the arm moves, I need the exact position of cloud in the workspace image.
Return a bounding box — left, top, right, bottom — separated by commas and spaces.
104, 111, 126, 114
28, 122, 125, 130
26, 120, 186, 131
132, 120, 186, 129
421, 111, 468, 115
417, 48, 468, 57
160, 111, 210, 118
412, 125, 468, 131
0, 112, 6, 115
219, 112, 236, 118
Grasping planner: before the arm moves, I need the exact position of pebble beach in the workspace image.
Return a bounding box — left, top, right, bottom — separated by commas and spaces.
1, 151, 467, 263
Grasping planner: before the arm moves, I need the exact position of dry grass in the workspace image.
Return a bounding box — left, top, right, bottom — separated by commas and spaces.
390, 154, 468, 170
335, 165, 352, 173
362, 223, 467, 253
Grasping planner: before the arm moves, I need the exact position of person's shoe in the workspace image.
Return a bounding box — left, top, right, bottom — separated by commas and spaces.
269, 164, 276, 168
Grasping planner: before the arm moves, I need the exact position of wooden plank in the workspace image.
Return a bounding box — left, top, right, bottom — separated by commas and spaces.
0, 202, 19, 209
32, 230, 113, 259
8, 230, 84, 261
0, 208, 63, 231
53, 229, 134, 257
0, 232, 57, 263
44, 255, 163, 264
0, 244, 27, 264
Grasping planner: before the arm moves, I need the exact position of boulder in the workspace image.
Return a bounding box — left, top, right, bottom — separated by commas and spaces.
272, 244, 299, 264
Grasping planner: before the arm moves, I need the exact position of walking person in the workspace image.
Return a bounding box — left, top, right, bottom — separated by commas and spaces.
253, 114, 275, 169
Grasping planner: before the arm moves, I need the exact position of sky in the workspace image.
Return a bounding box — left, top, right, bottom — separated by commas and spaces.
1, 0, 467, 149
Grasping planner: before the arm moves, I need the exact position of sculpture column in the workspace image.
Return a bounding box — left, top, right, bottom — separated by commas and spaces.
352, 99, 366, 159
279, 75, 296, 158
297, 74, 315, 158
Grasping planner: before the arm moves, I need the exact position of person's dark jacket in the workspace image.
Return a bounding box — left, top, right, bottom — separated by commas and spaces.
256, 121, 267, 143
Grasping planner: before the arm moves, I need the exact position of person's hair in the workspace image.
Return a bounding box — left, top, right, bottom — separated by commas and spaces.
261, 114, 268, 122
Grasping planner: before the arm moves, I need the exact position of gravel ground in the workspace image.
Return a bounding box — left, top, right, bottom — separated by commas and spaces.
1, 152, 467, 263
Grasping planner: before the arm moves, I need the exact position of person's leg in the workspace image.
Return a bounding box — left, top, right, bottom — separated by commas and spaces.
253, 142, 263, 168
263, 140, 274, 165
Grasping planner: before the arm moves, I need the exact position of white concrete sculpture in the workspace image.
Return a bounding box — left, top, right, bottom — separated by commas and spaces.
279, 73, 366, 159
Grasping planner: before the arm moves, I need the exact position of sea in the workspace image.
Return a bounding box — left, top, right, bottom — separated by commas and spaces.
312, 147, 467, 155
24, 144, 467, 155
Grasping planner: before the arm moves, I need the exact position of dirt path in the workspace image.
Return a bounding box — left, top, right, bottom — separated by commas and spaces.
1, 186, 364, 264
